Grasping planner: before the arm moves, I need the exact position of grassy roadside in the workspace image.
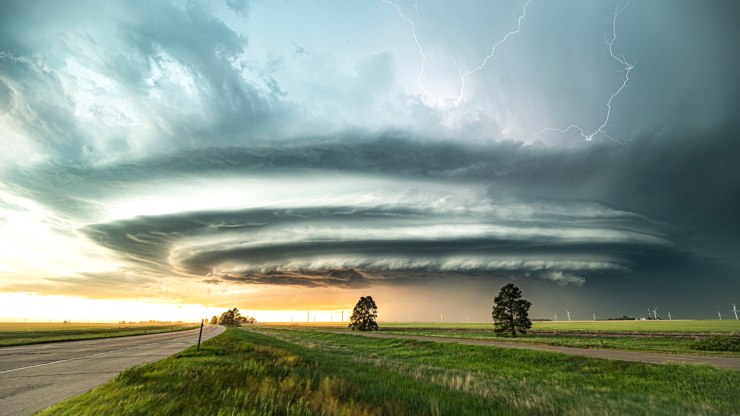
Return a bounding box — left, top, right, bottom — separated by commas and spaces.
0, 322, 198, 347
37, 327, 740, 415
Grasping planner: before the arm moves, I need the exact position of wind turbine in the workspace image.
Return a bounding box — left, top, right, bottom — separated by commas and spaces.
592, 313, 596, 321
667, 311, 672, 321
649, 307, 658, 320
732, 304, 738, 320
717, 311, 723, 320
565, 309, 572, 322
553, 313, 557, 321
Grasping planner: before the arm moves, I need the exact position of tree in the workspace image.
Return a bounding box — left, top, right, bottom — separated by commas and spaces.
218, 307, 243, 326
237, 315, 257, 325
348, 296, 378, 331
209, 315, 218, 325
492, 283, 532, 337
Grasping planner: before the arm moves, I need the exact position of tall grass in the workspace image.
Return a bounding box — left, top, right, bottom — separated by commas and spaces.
38, 328, 740, 415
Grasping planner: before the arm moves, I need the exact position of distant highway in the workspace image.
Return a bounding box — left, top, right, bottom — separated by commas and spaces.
0, 324, 224, 416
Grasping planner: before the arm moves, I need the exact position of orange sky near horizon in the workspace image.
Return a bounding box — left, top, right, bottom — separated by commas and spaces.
0, 292, 361, 323
0, 279, 511, 323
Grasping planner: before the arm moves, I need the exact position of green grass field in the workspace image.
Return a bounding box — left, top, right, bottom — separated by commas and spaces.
0, 322, 198, 347
374, 329, 740, 357
373, 319, 740, 333
259, 320, 740, 356
264, 319, 740, 333
37, 327, 740, 415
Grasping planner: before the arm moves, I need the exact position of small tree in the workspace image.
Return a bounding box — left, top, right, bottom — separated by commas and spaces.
218, 307, 243, 327
209, 316, 218, 325
238, 315, 257, 325
492, 283, 532, 337
348, 296, 378, 331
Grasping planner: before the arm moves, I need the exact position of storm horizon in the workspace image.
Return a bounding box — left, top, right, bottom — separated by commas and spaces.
1, 0, 739, 323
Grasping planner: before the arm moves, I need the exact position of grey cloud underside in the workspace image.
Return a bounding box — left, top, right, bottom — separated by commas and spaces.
7, 122, 739, 290
12, 122, 740, 242
80, 202, 697, 288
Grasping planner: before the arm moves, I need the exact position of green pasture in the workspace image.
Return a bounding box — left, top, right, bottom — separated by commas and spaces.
267, 319, 740, 333
376, 319, 740, 333
262, 320, 740, 356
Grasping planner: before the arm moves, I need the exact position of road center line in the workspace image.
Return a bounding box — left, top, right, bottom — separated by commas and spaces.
0, 330, 205, 374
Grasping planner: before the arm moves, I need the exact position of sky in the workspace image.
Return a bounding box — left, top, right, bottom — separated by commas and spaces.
1, 0, 739, 322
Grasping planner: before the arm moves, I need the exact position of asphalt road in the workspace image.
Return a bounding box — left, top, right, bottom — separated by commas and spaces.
344, 331, 740, 371
0, 324, 224, 416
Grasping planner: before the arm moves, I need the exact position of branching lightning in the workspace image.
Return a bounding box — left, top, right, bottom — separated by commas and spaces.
380, 0, 435, 100
535, 3, 634, 143
453, 0, 531, 106
381, 0, 633, 140
380, 0, 530, 106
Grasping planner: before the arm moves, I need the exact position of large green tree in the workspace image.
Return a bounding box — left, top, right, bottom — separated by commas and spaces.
218, 308, 243, 327
348, 296, 379, 331
492, 283, 532, 337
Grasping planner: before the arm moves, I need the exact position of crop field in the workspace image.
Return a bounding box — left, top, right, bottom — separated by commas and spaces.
0, 322, 198, 347
38, 327, 740, 415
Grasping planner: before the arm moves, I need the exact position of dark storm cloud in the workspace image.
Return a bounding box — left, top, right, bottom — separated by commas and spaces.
113, 1, 276, 140
0, 53, 88, 158
1, 0, 738, 316
11, 121, 740, 246
79, 200, 680, 288
34, 118, 729, 294
83, 206, 426, 269
0, 0, 285, 163
218, 268, 374, 289
79, 196, 735, 292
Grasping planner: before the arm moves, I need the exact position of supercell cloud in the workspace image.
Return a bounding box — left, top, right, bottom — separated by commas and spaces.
0, 0, 738, 318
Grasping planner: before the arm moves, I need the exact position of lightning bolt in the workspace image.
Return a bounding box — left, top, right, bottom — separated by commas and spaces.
535, 2, 634, 143
380, 0, 435, 101
381, 0, 530, 106
453, 0, 531, 106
